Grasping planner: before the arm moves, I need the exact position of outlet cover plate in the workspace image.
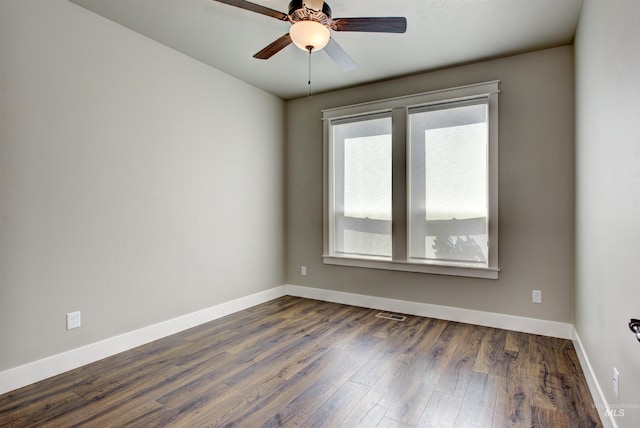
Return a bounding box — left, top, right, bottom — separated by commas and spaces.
66, 311, 81, 330
532, 290, 542, 303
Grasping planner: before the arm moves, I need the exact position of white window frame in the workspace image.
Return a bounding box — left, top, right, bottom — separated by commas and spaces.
322, 81, 500, 279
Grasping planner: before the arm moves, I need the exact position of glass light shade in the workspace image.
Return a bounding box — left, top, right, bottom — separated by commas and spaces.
289, 20, 330, 52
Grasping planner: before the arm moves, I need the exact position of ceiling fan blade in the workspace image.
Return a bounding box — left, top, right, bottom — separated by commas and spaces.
212, 0, 289, 21
324, 38, 357, 71
333, 17, 407, 33
253, 33, 293, 59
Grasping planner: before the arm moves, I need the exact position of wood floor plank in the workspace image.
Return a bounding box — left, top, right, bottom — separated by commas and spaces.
151, 352, 239, 407
348, 356, 413, 424
61, 364, 185, 424
302, 380, 370, 428
0, 297, 602, 428
399, 318, 449, 356
381, 321, 451, 425
0, 375, 86, 417
348, 345, 400, 387
500, 350, 533, 426
473, 327, 509, 376
505, 330, 530, 354
329, 310, 385, 351
383, 371, 435, 426
531, 405, 571, 428
52, 396, 166, 428
416, 390, 463, 428
554, 339, 602, 427
226, 316, 326, 364
422, 321, 471, 386
435, 323, 486, 397
339, 387, 390, 428
453, 372, 501, 428
491, 376, 514, 427
272, 332, 385, 427
2, 391, 87, 428
182, 316, 284, 351
376, 417, 414, 428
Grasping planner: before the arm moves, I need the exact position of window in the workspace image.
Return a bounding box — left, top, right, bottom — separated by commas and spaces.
323, 82, 499, 279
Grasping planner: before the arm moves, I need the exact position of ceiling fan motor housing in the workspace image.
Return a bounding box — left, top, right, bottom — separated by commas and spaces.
288, 0, 332, 24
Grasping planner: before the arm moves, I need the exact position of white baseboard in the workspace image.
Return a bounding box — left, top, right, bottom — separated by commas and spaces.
0, 283, 577, 396
573, 329, 617, 428
284, 284, 574, 339
0, 286, 287, 395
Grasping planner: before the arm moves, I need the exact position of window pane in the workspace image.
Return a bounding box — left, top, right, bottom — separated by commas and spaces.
344, 134, 391, 221
333, 116, 392, 257
409, 102, 488, 265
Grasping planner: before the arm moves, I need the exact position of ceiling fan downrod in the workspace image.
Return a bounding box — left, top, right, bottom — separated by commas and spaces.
307, 45, 313, 97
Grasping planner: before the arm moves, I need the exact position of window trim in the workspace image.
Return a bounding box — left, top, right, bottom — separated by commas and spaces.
322, 81, 500, 279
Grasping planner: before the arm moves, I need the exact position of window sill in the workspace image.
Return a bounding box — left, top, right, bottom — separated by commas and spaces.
322, 255, 499, 279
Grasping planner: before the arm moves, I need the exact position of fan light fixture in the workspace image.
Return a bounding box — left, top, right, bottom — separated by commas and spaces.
289, 20, 330, 52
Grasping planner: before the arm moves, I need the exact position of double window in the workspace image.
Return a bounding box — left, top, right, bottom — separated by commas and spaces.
323, 81, 499, 279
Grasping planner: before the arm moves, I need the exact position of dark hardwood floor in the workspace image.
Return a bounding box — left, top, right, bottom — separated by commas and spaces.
0, 296, 602, 427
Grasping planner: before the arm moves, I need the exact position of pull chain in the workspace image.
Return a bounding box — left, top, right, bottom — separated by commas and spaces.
306, 46, 313, 97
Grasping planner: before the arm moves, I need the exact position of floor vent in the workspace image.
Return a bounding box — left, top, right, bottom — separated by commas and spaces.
375, 312, 407, 322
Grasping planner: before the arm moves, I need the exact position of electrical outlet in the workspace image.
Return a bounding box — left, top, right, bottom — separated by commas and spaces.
532, 290, 542, 303
301, 265, 307, 276
66, 311, 81, 330
613, 367, 619, 397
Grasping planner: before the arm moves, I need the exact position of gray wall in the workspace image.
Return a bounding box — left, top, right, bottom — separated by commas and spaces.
575, 1, 640, 425
287, 46, 575, 323
0, 0, 285, 370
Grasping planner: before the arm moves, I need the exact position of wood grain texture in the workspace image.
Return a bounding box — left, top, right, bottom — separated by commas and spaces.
0, 296, 602, 427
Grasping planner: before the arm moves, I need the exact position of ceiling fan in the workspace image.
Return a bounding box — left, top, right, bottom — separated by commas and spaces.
213, 0, 407, 71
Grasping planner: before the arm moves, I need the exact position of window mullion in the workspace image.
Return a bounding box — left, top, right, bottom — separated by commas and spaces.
391, 107, 407, 261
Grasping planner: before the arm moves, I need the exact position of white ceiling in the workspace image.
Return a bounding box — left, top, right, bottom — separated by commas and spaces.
69, 0, 583, 100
